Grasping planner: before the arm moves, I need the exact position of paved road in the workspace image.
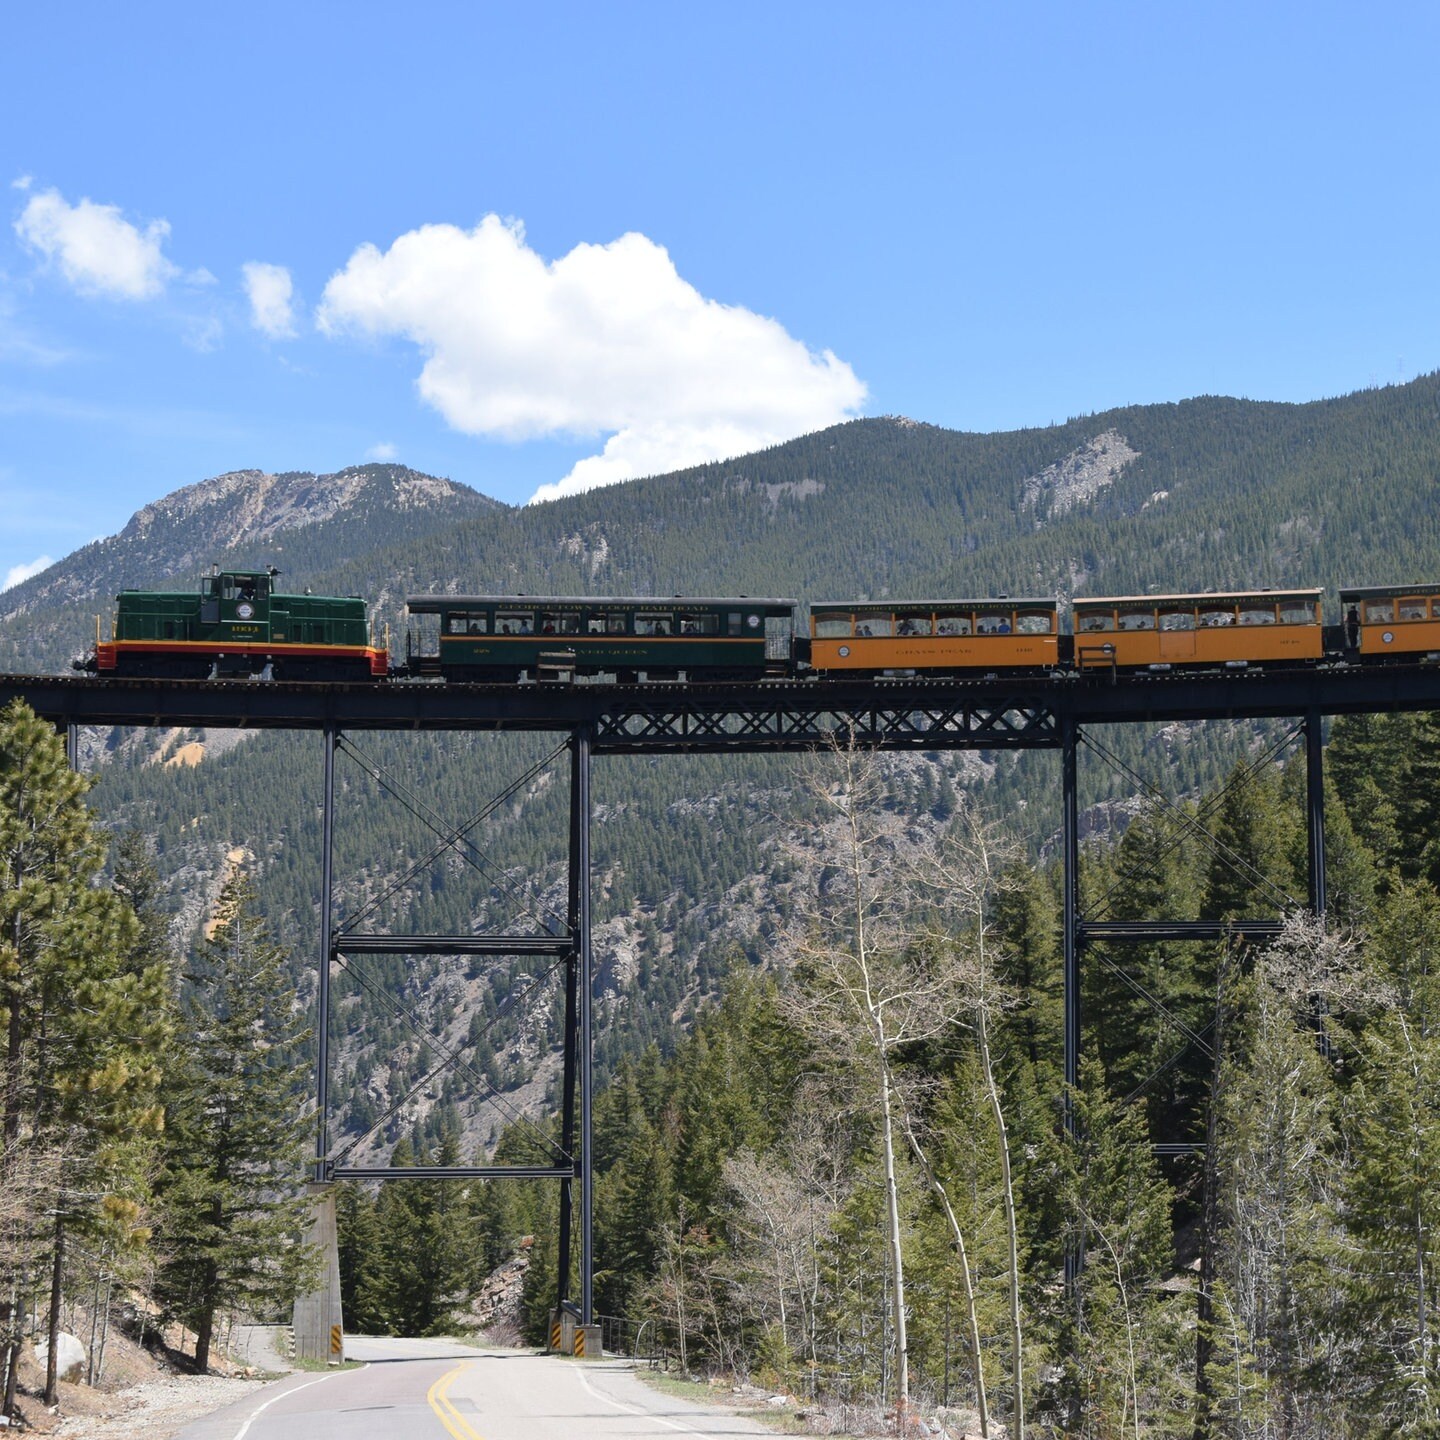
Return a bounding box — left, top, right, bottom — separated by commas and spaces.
175, 1337, 789, 1440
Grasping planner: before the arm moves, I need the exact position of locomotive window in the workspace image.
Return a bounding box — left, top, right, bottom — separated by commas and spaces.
1117, 608, 1155, 631
1158, 609, 1195, 631
677, 613, 720, 635
895, 616, 932, 636
936, 616, 971, 635
635, 613, 673, 636
1279, 602, 1316, 625
1399, 600, 1427, 621
1239, 605, 1277, 625
1198, 606, 1234, 627
1016, 612, 1051, 634
1363, 600, 1394, 624
1077, 614, 1114, 633
855, 611, 892, 637
496, 611, 534, 635
815, 615, 852, 638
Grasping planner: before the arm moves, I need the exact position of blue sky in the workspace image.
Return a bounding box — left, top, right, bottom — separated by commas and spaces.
3, 2, 1439, 589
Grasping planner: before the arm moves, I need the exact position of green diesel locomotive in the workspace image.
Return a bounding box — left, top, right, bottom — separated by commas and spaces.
91, 568, 388, 681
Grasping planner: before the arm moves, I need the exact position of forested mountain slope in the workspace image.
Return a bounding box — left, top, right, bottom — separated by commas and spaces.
320, 374, 1440, 619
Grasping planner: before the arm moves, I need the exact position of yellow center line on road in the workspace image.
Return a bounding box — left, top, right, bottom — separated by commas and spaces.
428, 1360, 483, 1440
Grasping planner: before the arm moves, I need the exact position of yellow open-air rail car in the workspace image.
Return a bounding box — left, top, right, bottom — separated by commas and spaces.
1072, 589, 1324, 671
1340, 583, 1440, 662
808, 598, 1060, 674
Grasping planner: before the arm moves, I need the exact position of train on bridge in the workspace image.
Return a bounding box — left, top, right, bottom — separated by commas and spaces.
77, 569, 1440, 684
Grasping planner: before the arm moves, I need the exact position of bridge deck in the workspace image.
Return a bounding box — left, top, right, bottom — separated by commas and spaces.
4, 664, 1440, 748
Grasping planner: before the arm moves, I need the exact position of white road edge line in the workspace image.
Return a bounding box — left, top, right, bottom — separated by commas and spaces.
572, 1362, 721, 1437
232, 1364, 368, 1440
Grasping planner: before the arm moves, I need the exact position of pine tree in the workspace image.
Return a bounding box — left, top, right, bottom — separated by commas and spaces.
1335, 1009, 1440, 1434
0, 702, 169, 1410
152, 873, 316, 1371
1209, 953, 1339, 1437
1055, 1055, 1182, 1439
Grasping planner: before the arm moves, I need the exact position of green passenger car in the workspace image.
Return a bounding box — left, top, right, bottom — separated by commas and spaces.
404, 595, 797, 682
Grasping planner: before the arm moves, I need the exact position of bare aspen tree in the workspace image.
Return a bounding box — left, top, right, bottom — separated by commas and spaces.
895, 1088, 990, 1436
782, 733, 973, 1431
913, 800, 1027, 1440
723, 1097, 852, 1373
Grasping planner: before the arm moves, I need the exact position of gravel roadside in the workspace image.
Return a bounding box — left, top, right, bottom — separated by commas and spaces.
54, 1374, 270, 1440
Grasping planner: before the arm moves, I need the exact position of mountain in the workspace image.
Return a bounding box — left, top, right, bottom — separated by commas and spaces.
0, 463, 500, 669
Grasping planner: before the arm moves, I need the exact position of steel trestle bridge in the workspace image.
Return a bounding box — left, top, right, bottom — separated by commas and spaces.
8, 661, 1440, 1319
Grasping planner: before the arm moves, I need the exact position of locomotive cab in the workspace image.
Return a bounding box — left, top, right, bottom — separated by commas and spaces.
201, 569, 274, 629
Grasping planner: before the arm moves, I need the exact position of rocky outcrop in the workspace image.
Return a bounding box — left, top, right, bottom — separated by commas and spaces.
459, 1239, 533, 1343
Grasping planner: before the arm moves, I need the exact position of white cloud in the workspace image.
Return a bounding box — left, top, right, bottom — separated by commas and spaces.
241, 261, 298, 338
365, 441, 399, 461
11, 175, 32, 191
2, 554, 53, 591
317, 216, 866, 501
182, 314, 223, 353
14, 188, 177, 299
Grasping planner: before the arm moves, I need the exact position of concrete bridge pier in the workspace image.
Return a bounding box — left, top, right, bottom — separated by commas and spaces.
292, 1183, 344, 1364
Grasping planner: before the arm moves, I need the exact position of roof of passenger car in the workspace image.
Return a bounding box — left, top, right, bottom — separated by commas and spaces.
1074, 589, 1323, 606
406, 595, 797, 611
1338, 583, 1440, 600
809, 597, 1057, 610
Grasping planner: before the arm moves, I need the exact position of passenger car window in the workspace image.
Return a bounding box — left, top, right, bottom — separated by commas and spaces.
1279, 603, 1315, 625
1015, 612, 1051, 634
1118, 608, 1155, 631
815, 616, 852, 638
1077, 613, 1114, 633
1198, 606, 1234, 627
936, 615, 971, 636
1399, 600, 1427, 621
1364, 600, 1394, 624
895, 616, 932, 636
496, 611, 533, 635
1159, 609, 1195, 631
1239, 606, 1277, 625
854, 612, 892, 637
